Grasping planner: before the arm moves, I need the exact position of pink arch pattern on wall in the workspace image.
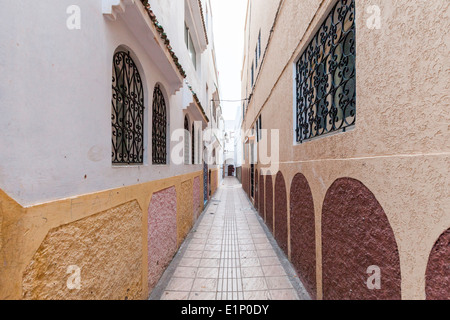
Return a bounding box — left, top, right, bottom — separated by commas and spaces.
290, 173, 316, 299
147, 187, 177, 292
322, 178, 401, 300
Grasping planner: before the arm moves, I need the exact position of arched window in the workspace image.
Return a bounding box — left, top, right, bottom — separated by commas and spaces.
184, 115, 190, 165
152, 84, 167, 165
111, 51, 145, 164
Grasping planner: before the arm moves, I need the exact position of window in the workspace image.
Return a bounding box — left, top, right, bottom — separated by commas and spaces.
111, 51, 145, 165
192, 123, 195, 165
185, 23, 197, 69
184, 115, 190, 165
258, 30, 261, 60
251, 62, 254, 87
152, 84, 167, 165
256, 30, 261, 69
295, 0, 356, 143
256, 115, 262, 142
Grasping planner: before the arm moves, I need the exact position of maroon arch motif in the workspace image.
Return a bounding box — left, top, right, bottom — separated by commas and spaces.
425, 228, 450, 300
259, 172, 265, 220
274, 172, 288, 255
290, 173, 316, 299
322, 178, 401, 300
265, 174, 274, 233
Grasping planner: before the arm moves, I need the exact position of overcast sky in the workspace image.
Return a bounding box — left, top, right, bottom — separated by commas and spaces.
210, 0, 247, 121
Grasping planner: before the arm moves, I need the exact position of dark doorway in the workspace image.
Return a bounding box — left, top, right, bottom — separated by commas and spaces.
228, 165, 235, 176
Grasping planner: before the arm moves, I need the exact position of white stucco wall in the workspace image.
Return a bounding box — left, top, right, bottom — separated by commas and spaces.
0, 0, 218, 206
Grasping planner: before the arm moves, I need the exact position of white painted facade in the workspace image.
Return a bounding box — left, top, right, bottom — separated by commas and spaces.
0, 0, 221, 206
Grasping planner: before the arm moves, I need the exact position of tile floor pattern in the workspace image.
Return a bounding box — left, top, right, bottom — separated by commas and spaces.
150, 177, 310, 300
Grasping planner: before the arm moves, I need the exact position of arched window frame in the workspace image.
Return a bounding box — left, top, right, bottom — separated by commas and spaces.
184, 115, 191, 165
152, 84, 168, 165
111, 49, 146, 165
191, 123, 195, 165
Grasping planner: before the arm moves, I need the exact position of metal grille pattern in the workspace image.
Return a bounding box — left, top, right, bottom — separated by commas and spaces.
192, 123, 195, 165
152, 84, 167, 165
295, 0, 356, 143
112, 51, 145, 164
184, 116, 190, 165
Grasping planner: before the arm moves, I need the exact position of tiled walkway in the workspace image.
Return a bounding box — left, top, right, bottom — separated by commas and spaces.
149, 177, 310, 300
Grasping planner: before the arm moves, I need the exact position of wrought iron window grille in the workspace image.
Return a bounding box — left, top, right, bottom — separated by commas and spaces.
295, 0, 356, 143
192, 123, 195, 165
184, 116, 190, 165
152, 84, 167, 165
111, 51, 145, 164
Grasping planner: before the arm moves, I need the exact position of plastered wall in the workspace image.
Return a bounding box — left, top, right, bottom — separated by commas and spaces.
242, 0, 449, 300
0, 171, 204, 300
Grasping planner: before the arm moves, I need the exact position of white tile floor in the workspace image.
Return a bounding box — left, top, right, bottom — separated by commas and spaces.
150, 177, 310, 301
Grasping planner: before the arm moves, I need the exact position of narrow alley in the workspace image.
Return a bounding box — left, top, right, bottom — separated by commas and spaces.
150, 178, 310, 300
0, 0, 448, 303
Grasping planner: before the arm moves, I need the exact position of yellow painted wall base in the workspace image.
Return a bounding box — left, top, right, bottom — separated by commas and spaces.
0, 171, 205, 300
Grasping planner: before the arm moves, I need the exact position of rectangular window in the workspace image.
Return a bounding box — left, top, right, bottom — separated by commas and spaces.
188, 34, 196, 69
251, 62, 254, 87
255, 118, 259, 142
255, 47, 258, 69
185, 23, 197, 69
295, 0, 356, 143
184, 23, 189, 47
257, 114, 262, 141
258, 30, 261, 59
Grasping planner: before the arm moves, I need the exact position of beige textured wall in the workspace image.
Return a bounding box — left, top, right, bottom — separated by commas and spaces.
178, 180, 194, 245
0, 171, 204, 300
22, 201, 143, 300
210, 168, 220, 196
242, 0, 449, 299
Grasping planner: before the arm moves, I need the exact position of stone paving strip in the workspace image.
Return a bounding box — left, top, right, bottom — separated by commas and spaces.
149, 177, 310, 300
